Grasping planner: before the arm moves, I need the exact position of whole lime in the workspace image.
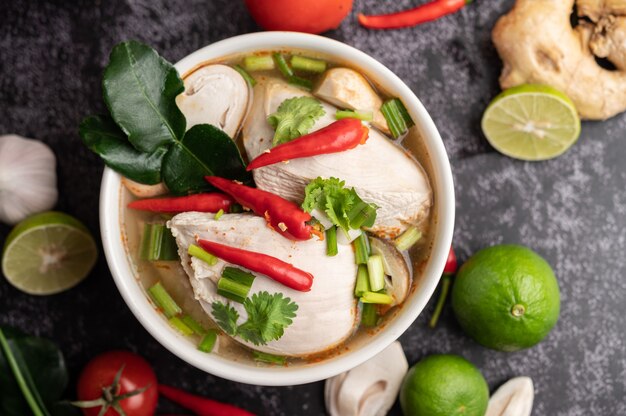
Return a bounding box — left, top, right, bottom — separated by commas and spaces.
400, 354, 489, 416
451, 244, 560, 351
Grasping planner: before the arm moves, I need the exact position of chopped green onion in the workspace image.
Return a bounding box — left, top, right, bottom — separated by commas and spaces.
361, 303, 379, 326
290, 55, 327, 73
288, 75, 313, 90
253, 351, 287, 365
234, 64, 257, 87
361, 291, 394, 305
188, 244, 218, 266
335, 110, 374, 122
169, 316, 194, 336
222, 267, 256, 287
381, 98, 414, 138
198, 330, 218, 353
181, 315, 207, 336
140, 223, 179, 261
326, 226, 338, 257
354, 265, 371, 297
273, 53, 294, 78
367, 254, 385, 292
354, 232, 370, 265
348, 201, 377, 229
148, 282, 182, 318
394, 226, 423, 251
244, 55, 275, 71
214, 208, 224, 220
217, 278, 250, 304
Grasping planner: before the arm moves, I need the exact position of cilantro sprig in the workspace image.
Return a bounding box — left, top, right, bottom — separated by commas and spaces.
267, 96, 325, 146
211, 291, 298, 346
302, 177, 378, 232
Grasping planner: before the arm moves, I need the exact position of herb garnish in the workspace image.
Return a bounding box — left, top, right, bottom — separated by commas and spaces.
302, 177, 378, 232
211, 291, 298, 346
267, 96, 325, 146
80, 40, 251, 195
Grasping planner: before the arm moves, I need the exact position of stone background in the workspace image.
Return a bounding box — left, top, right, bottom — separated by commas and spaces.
1, 0, 625, 414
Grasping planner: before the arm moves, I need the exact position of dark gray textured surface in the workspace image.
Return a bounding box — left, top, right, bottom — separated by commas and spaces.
1, 0, 625, 414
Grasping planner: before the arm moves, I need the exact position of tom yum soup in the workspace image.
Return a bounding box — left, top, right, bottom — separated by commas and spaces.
83, 40, 434, 365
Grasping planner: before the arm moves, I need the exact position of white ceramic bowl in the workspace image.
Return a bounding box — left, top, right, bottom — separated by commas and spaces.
100, 32, 455, 386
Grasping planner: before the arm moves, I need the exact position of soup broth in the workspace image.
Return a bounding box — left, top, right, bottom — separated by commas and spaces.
121, 49, 436, 366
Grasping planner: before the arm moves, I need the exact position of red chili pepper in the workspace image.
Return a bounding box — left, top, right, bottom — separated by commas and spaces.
443, 245, 458, 275
246, 118, 369, 170
429, 246, 458, 328
128, 193, 233, 213
358, 0, 472, 30
205, 176, 315, 241
158, 384, 256, 416
198, 239, 314, 291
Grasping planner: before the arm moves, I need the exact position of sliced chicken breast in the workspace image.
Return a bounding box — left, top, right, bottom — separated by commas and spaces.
243, 78, 432, 239
168, 212, 359, 356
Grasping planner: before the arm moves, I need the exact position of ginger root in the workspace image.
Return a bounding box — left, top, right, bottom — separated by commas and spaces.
493, 0, 626, 120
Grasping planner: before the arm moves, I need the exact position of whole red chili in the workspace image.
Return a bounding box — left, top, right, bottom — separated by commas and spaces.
358, 0, 472, 30
429, 246, 458, 328
197, 239, 314, 292
246, 118, 369, 170
205, 176, 314, 241
158, 384, 255, 416
127, 193, 233, 213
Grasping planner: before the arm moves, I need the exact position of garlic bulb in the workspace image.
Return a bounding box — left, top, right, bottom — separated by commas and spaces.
325, 341, 408, 416
0, 135, 58, 225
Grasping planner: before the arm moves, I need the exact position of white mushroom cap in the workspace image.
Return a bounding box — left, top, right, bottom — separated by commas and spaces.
486, 376, 534, 416
369, 237, 411, 306
314, 67, 390, 135
177, 64, 250, 138
325, 341, 408, 416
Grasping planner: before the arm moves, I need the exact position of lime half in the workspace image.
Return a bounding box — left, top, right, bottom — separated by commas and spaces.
481, 84, 581, 161
2, 211, 98, 295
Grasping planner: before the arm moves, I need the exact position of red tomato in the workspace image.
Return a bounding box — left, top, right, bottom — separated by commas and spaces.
244, 0, 353, 34
77, 350, 158, 416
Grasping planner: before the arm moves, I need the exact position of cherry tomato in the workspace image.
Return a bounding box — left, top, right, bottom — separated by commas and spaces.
76, 350, 157, 416
244, 0, 353, 34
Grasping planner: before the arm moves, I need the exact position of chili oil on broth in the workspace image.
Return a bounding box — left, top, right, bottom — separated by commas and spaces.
120, 49, 436, 367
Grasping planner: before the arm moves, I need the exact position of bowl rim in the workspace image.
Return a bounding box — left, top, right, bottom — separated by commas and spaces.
100, 31, 455, 386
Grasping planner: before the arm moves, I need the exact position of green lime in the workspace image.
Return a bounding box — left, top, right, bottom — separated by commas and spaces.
2, 211, 98, 295
451, 244, 560, 351
400, 354, 489, 416
481, 84, 581, 161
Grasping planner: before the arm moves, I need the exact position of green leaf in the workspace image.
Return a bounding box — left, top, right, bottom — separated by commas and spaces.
79, 115, 166, 184
103, 40, 186, 153
238, 292, 298, 346
211, 302, 239, 336
162, 124, 251, 195
0, 327, 68, 416
267, 97, 325, 146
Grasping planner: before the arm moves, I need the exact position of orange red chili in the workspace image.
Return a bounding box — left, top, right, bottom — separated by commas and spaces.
197, 239, 314, 292
127, 193, 233, 213
246, 118, 369, 170
358, 0, 472, 30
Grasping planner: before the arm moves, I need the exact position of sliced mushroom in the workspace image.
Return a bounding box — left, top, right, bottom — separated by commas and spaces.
314, 67, 390, 135
486, 376, 534, 416
325, 341, 408, 416
121, 177, 168, 198
176, 64, 250, 138
369, 237, 411, 306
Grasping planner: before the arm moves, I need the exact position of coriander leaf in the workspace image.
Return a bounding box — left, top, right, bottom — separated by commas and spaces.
79, 115, 166, 185
302, 177, 377, 232
162, 124, 252, 195
103, 40, 186, 153
211, 302, 239, 336
238, 292, 298, 346
267, 97, 325, 146
0, 327, 68, 416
